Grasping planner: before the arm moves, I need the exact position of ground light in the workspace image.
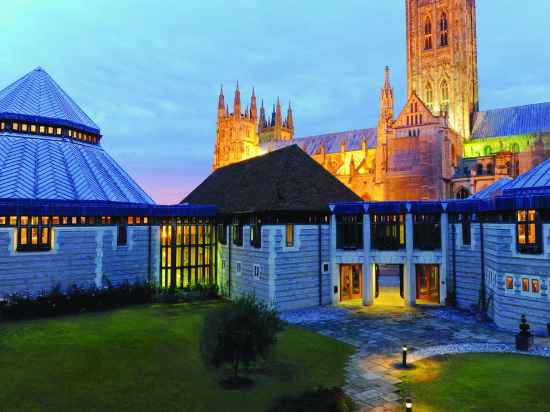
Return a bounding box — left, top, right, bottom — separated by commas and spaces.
405, 398, 413, 412
402, 345, 408, 367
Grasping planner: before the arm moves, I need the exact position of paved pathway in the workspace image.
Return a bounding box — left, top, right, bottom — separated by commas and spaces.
282, 304, 550, 412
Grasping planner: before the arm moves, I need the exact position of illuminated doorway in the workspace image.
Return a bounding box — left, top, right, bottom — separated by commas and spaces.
340, 264, 362, 301
374, 264, 404, 305
416, 264, 440, 303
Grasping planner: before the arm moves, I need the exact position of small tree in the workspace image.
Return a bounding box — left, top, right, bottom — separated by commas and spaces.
200, 295, 283, 383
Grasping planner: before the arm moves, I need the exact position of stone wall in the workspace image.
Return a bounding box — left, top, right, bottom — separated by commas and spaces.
0, 225, 158, 297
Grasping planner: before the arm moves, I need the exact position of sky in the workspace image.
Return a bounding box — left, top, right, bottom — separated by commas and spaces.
1, 0, 549, 204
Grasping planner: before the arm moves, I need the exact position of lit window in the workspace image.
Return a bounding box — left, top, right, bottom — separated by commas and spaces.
517, 210, 542, 254
22, 123, 28, 132
532, 279, 540, 293
68, 130, 73, 137
143, 217, 149, 225
128, 216, 134, 225
48, 127, 54, 134
30, 124, 36, 133
506, 276, 514, 290
13, 122, 19, 131
286, 224, 294, 247
17, 215, 52, 252
56, 128, 62, 135
39, 125, 45, 134
522, 278, 529, 292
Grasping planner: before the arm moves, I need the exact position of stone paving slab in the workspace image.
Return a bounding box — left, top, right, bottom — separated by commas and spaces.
282, 304, 550, 411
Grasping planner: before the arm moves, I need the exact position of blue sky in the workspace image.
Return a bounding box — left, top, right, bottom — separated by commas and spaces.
1, 0, 549, 203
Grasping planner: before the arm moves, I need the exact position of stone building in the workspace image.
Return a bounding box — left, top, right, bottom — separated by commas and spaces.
211, 0, 550, 201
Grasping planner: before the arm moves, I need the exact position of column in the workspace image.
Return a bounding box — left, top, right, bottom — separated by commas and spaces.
362, 212, 374, 305
440, 209, 448, 305
404, 210, 416, 306
329, 211, 339, 304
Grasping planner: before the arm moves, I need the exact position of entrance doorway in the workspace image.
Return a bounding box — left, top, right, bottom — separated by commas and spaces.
416, 264, 440, 303
374, 264, 404, 305
340, 264, 362, 301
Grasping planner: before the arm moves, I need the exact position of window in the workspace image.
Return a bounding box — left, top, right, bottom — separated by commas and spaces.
13, 122, 19, 131
56, 127, 62, 135
425, 82, 433, 110
236, 262, 242, 275
221, 259, 227, 270
439, 12, 449, 46
440, 80, 449, 113
48, 126, 54, 134
39, 125, 45, 134
413, 214, 441, 250
486, 163, 494, 175
217, 223, 227, 245
117, 220, 128, 246
532, 279, 540, 294
371, 214, 405, 250
476, 163, 483, 176
17, 216, 52, 252
322, 262, 330, 274
516, 210, 542, 254
522, 278, 529, 292
21, 123, 28, 132
250, 219, 262, 249
506, 276, 514, 290
253, 264, 260, 279
233, 222, 243, 246
461, 214, 471, 245
424, 17, 433, 50
336, 214, 363, 250
286, 224, 294, 247
30, 124, 36, 133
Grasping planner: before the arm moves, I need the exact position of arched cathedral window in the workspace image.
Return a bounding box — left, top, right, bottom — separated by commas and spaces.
439, 12, 449, 47
424, 17, 433, 50
440, 80, 449, 113
425, 82, 433, 110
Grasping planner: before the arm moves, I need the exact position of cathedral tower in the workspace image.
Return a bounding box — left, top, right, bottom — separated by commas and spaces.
258, 97, 295, 143
406, 0, 479, 139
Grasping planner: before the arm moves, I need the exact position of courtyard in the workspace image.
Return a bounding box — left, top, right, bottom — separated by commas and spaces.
282, 304, 550, 411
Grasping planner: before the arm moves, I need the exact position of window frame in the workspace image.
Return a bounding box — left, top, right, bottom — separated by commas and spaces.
117, 219, 128, 246
371, 214, 405, 251
286, 223, 294, 247
16, 216, 52, 252
336, 214, 363, 250
233, 222, 243, 247
413, 214, 441, 251
461, 214, 471, 246
249, 219, 262, 249
516, 209, 543, 255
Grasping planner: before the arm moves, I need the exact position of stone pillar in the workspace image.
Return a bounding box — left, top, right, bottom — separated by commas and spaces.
329, 210, 339, 304
362, 212, 374, 306
440, 208, 449, 305
404, 210, 416, 306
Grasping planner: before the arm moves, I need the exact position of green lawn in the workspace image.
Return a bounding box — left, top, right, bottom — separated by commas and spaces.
400, 353, 550, 412
0, 302, 354, 412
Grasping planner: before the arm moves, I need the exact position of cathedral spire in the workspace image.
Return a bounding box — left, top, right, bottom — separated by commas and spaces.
286, 101, 294, 129
259, 99, 266, 131
250, 87, 257, 120
380, 66, 394, 122
275, 97, 282, 127
218, 84, 225, 117
234, 81, 241, 118
270, 104, 276, 127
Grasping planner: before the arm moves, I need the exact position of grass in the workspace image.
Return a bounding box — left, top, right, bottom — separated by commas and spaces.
0, 301, 354, 412
400, 353, 550, 412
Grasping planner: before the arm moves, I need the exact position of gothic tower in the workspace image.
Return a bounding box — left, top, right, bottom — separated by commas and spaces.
213, 83, 260, 170
258, 97, 295, 143
406, 0, 479, 139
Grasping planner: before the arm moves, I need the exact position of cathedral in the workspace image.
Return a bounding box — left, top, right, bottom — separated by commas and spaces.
213, 0, 550, 201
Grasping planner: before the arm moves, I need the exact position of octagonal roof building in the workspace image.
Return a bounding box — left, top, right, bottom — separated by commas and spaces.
0, 67, 154, 204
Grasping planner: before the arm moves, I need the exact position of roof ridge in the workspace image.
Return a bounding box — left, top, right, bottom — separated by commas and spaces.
477, 101, 550, 114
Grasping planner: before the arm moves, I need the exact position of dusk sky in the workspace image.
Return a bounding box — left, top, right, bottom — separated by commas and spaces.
2, 1, 549, 204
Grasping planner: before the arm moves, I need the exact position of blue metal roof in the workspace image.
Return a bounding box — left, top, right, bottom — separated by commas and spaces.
261, 128, 377, 156
503, 158, 550, 196
0, 133, 154, 204
468, 177, 513, 200
471, 102, 550, 139
0, 67, 100, 134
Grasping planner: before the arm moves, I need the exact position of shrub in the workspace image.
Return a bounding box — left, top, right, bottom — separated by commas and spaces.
200, 295, 283, 381
267, 387, 354, 412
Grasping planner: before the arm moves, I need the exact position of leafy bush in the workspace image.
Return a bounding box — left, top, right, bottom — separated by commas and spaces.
200, 295, 283, 381
267, 387, 354, 412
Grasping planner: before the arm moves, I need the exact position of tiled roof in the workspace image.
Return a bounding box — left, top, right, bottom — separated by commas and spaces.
503, 159, 550, 196
183, 145, 361, 213
0, 133, 154, 204
261, 128, 377, 155
468, 177, 512, 200
471, 102, 550, 139
0, 67, 100, 133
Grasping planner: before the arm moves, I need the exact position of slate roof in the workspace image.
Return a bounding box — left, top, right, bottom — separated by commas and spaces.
183, 144, 361, 214
471, 102, 550, 139
0, 133, 154, 203
0, 67, 100, 133
468, 177, 512, 200
503, 159, 550, 196
261, 128, 377, 155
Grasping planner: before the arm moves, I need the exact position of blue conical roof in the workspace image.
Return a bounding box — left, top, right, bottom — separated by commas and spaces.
0, 67, 100, 133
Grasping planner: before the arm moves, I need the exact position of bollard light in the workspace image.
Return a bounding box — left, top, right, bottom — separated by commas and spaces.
402, 345, 408, 367
405, 398, 413, 412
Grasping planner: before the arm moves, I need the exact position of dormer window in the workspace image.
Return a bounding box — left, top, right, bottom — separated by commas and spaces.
439, 12, 449, 47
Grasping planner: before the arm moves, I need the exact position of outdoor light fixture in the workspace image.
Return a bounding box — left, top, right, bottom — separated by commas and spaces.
405, 398, 413, 412
402, 345, 408, 367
